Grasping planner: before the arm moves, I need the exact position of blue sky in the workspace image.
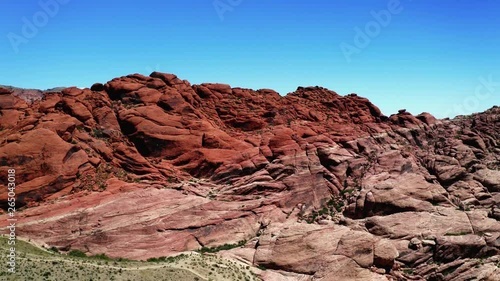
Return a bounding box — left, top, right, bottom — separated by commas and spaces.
0, 0, 498, 118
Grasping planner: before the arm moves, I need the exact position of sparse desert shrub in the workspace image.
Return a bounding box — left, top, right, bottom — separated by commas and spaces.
91, 128, 106, 139
68, 249, 87, 258
444, 232, 469, 236
90, 253, 111, 260
49, 246, 60, 253
197, 240, 247, 254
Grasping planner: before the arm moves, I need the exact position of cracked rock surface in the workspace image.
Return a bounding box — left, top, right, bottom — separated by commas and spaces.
0, 73, 499, 280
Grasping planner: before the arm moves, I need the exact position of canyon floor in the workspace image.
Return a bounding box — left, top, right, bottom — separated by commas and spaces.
0, 72, 499, 280
0, 236, 258, 281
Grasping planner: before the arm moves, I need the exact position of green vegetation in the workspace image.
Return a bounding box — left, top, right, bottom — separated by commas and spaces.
91, 128, 107, 139
256, 265, 267, 271
68, 249, 87, 258
444, 232, 470, 236
402, 268, 414, 275
90, 253, 112, 261
48, 247, 59, 254
79, 163, 141, 192
442, 264, 460, 276
304, 195, 346, 224
147, 254, 186, 263
326, 196, 345, 213
197, 240, 247, 254
0, 236, 261, 281
455, 128, 464, 139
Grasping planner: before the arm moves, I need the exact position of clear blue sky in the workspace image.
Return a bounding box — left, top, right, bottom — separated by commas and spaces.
0, 0, 498, 118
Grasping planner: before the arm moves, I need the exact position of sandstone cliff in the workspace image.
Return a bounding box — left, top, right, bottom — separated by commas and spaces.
0, 73, 498, 280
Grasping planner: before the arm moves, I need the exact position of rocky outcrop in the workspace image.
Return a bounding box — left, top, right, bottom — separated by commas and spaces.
0, 73, 498, 280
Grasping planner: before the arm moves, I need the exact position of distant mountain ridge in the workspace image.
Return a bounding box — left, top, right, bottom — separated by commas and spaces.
0, 85, 68, 103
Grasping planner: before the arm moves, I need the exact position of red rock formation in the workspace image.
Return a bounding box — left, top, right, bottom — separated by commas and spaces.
0, 73, 499, 280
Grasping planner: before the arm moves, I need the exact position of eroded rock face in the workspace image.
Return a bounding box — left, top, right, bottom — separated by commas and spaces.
0, 73, 499, 280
